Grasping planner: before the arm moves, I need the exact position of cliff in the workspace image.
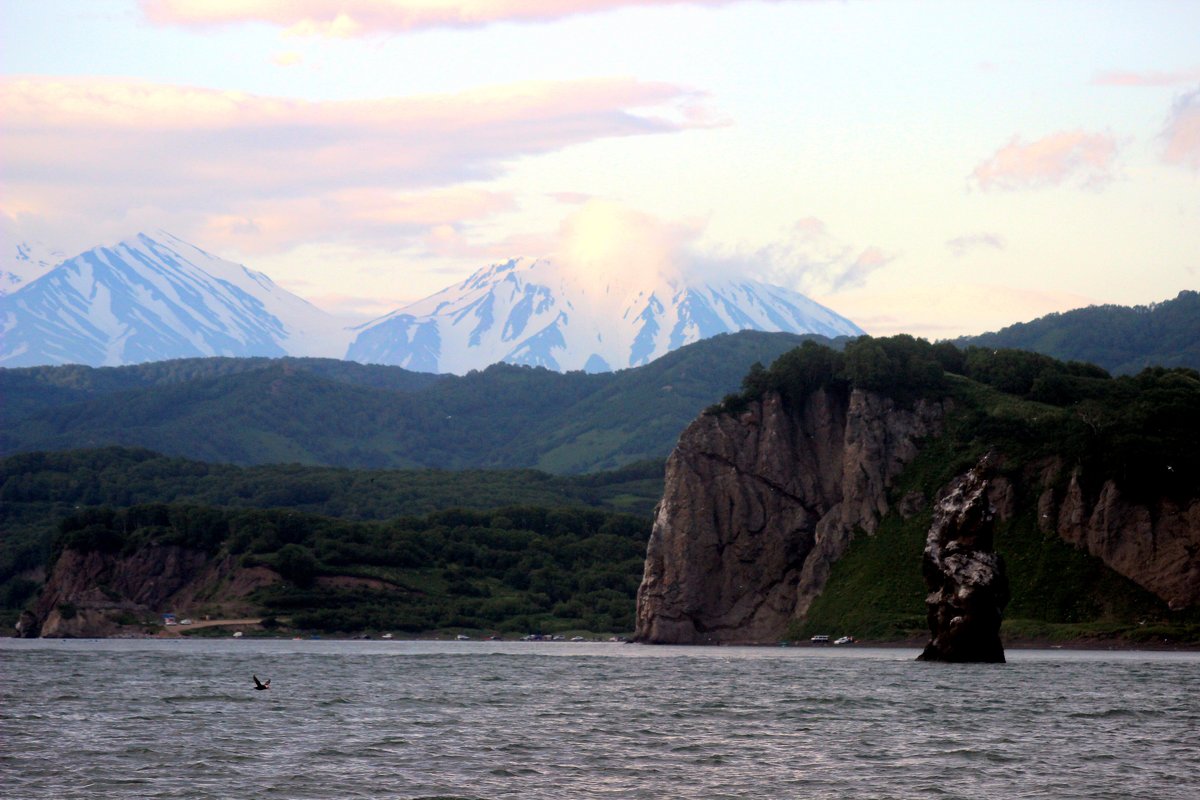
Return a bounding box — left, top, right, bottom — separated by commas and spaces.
1043, 472, 1200, 610
635, 387, 949, 644
33, 545, 278, 637
635, 385, 1200, 645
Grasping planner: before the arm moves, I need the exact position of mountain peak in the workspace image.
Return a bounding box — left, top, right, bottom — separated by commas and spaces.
347, 255, 863, 374
0, 232, 350, 368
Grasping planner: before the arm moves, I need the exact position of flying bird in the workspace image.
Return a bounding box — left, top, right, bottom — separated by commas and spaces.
253, 675, 271, 690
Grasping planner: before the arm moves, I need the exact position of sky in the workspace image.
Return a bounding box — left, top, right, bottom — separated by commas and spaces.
2, 0, 1198, 337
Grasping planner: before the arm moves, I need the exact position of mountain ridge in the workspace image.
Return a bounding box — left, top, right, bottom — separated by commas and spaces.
954, 290, 1200, 375
349, 256, 863, 373
1, 331, 830, 473
0, 232, 351, 367
0, 230, 864, 374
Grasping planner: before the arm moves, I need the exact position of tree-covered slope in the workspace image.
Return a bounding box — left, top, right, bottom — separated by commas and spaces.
955, 290, 1200, 376
0, 447, 665, 620
0, 332, 828, 473
39, 503, 651, 636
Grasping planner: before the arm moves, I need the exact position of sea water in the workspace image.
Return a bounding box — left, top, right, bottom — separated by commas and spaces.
1, 639, 1197, 799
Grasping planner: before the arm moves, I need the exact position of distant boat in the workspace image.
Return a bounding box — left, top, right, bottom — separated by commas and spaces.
456, 634, 470, 640
232, 631, 243, 638
834, 636, 856, 645
810, 635, 830, 644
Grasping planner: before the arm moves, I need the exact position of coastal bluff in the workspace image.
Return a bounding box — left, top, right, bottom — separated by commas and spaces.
634, 387, 949, 644
634, 382, 1200, 646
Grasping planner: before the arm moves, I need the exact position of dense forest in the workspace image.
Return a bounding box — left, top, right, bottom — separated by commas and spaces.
50, 503, 650, 635
0, 331, 828, 473
0, 450, 663, 624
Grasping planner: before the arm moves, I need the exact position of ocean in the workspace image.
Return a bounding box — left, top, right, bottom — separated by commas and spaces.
2, 639, 1197, 799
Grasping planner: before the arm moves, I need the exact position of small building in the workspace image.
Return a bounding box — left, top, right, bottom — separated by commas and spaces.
162, 613, 177, 626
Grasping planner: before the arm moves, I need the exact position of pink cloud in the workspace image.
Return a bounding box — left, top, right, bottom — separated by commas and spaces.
970, 131, 1119, 191
193, 188, 518, 255
1093, 68, 1200, 87
1162, 87, 1200, 171
1, 76, 716, 252
139, 1, 784, 36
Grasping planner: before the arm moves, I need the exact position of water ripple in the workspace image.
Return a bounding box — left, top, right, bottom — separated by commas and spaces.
3, 640, 1199, 799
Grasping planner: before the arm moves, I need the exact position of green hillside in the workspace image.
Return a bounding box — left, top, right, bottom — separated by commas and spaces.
0, 448, 664, 622
956, 290, 1200, 375
0, 331, 829, 473
49, 503, 651, 636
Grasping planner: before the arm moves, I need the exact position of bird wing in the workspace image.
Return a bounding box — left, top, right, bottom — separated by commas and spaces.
253, 675, 265, 689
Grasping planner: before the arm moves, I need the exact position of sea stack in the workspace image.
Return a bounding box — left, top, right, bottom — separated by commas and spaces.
918, 455, 1009, 663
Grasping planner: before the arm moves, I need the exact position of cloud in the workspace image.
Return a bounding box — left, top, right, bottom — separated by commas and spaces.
1, 76, 717, 254
554, 200, 699, 294
970, 131, 1120, 191
1162, 87, 1200, 171
693, 216, 894, 294
947, 233, 1005, 257
139, 0, 785, 36
417, 200, 891, 300
1093, 68, 1200, 87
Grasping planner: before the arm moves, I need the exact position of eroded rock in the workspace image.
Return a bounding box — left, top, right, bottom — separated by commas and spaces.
918, 457, 1009, 663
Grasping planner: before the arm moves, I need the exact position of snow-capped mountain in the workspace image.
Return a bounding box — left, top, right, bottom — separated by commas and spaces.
346, 257, 864, 373
3, 238, 65, 295
0, 232, 351, 367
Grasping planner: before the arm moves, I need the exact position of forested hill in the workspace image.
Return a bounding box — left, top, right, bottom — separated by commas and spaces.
0, 331, 830, 473
955, 290, 1200, 375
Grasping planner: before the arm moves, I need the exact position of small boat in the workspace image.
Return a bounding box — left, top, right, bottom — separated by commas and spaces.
810, 634, 830, 644
834, 636, 856, 645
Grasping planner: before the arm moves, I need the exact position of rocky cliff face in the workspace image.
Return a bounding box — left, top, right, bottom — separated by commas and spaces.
1042, 473, 1200, 610
34, 545, 278, 637
634, 388, 949, 644
635, 384, 1200, 646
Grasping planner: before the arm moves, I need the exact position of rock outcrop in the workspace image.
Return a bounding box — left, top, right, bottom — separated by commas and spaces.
1042, 474, 1200, 610
635, 387, 949, 644
34, 545, 278, 637
918, 457, 1009, 663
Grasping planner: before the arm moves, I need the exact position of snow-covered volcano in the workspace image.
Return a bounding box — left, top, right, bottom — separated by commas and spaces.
346, 257, 863, 373
0, 232, 350, 367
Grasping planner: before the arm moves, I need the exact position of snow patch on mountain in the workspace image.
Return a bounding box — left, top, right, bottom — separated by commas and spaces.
347, 257, 864, 374
0, 231, 352, 367
3, 238, 65, 295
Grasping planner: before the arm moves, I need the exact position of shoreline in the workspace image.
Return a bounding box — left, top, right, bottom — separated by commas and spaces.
10, 630, 1200, 652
